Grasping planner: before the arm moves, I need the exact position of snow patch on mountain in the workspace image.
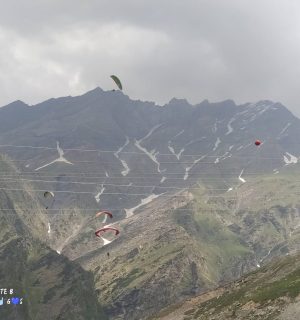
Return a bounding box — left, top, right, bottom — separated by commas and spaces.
223, 152, 232, 160
56, 223, 82, 254
138, 124, 162, 144
225, 118, 235, 135
184, 155, 206, 180
125, 193, 162, 218
114, 136, 130, 176
278, 122, 291, 137
236, 107, 251, 117
168, 142, 184, 160
185, 137, 206, 148
120, 160, 130, 176
238, 102, 273, 125
217, 152, 232, 162
283, 152, 298, 165
212, 120, 218, 133
256, 104, 271, 116
95, 185, 105, 203
135, 142, 163, 173
243, 142, 253, 150
169, 138, 205, 161
173, 129, 185, 139
101, 237, 112, 246
134, 125, 164, 173
35, 141, 73, 171
260, 247, 274, 263
238, 169, 246, 183
168, 141, 176, 156
213, 137, 221, 151
160, 176, 166, 183
254, 107, 267, 119
47, 223, 51, 234
102, 214, 108, 224
177, 149, 185, 159
246, 103, 272, 123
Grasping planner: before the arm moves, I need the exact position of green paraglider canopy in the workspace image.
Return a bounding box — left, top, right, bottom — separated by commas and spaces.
110, 75, 122, 90
43, 191, 55, 210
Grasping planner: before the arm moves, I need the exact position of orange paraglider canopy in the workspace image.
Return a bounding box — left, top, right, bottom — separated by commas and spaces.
95, 210, 113, 219
254, 140, 261, 146
95, 227, 119, 237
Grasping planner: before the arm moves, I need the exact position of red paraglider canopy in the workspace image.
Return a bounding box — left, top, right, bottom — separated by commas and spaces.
254, 140, 261, 146
95, 210, 113, 219
95, 227, 120, 237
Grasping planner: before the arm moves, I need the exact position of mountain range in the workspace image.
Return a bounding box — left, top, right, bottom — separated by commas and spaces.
0, 87, 299, 319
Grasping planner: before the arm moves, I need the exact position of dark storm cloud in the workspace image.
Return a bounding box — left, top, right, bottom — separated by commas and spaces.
0, 0, 300, 116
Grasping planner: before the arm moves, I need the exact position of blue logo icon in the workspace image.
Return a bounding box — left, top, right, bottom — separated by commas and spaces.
0, 297, 3, 306
11, 297, 20, 305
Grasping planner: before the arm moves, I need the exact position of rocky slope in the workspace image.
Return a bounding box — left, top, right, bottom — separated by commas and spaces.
0, 90, 299, 222
0, 89, 299, 257
1, 89, 300, 319
0, 155, 106, 319
72, 164, 300, 319
150, 253, 300, 320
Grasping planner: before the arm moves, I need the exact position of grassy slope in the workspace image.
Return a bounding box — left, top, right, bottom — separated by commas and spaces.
151, 253, 300, 320
147, 166, 300, 319
72, 164, 300, 319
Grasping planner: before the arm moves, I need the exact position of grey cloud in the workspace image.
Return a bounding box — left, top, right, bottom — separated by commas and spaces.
0, 0, 300, 117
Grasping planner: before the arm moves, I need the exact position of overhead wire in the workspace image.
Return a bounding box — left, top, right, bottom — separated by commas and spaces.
0, 143, 297, 160
1, 177, 300, 191
0, 171, 288, 177
0, 204, 292, 215
0, 177, 239, 190
0, 186, 297, 197
0, 142, 297, 217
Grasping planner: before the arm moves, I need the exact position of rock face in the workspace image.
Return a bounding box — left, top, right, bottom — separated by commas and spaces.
1, 89, 300, 319
151, 253, 300, 320
0, 155, 106, 320
0, 91, 299, 253
75, 168, 300, 319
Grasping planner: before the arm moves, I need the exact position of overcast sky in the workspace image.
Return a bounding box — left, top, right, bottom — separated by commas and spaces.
1, 0, 300, 116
